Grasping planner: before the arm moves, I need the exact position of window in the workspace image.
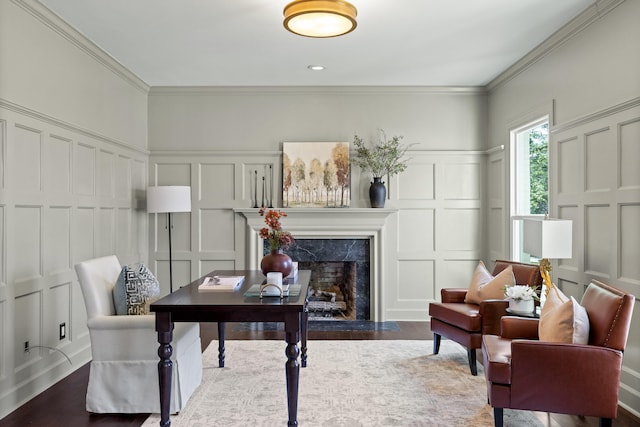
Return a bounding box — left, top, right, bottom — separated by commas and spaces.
510, 118, 549, 261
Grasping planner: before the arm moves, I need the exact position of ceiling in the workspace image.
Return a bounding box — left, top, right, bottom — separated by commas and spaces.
38, 0, 595, 87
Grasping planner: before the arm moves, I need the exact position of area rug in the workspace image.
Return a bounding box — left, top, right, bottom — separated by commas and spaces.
143, 340, 543, 426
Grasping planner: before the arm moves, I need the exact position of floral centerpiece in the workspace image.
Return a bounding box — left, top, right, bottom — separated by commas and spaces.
504, 284, 539, 314
259, 207, 294, 250
259, 207, 294, 276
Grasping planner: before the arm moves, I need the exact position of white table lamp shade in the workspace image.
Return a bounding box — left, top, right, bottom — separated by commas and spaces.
147, 186, 191, 213
523, 218, 573, 259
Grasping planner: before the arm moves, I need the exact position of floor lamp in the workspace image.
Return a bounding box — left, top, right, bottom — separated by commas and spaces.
147, 186, 192, 293
523, 217, 573, 296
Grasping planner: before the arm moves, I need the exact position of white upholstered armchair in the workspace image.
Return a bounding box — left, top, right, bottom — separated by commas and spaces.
75, 255, 202, 414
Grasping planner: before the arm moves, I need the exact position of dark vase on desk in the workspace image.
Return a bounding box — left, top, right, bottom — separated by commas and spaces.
261, 249, 293, 277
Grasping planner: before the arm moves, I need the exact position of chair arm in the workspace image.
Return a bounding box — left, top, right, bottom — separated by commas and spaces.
479, 299, 509, 335
500, 317, 539, 339
510, 340, 623, 416
88, 314, 156, 330
440, 288, 468, 303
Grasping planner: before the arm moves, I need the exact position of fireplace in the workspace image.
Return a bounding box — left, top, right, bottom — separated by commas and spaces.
235, 208, 395, 321
280, 239, 370, 320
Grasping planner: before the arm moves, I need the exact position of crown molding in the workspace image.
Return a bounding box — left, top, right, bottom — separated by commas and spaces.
148, 86, 488, 96
13, 0, 150, 94
486, 0, 625, 92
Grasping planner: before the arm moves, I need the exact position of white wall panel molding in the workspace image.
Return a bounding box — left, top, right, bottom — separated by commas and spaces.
0, 205, 5, 285
46, 134, 72, 196
0, 119, 6, 190
97, 149, 115, 199
584, 126, 614, 192
551, 102, 640, 418
619, 203, 640, 286
619, 117, 640, 190
487, 148, 506, 261
152, 149, 486, 321
0, 105, 148, 419
392, 151, 485, 319
11, 123, 43, 194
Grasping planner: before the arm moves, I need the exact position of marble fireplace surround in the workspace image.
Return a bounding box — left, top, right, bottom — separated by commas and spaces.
235, 208, 397, 321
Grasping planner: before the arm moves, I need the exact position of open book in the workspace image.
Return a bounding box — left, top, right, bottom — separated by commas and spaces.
198, 275, 244, 292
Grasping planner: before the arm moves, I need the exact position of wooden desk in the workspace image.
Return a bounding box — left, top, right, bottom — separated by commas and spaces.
150, 269, 310, 427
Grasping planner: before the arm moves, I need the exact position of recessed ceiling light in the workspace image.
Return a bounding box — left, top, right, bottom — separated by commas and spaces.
308, 65, 325, 71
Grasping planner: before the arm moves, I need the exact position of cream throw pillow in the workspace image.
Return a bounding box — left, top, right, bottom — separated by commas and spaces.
538, 285, 590, 344
464, 261, 515, 304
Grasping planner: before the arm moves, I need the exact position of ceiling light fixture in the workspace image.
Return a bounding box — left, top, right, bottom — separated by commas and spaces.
283, 0, 357, 38
308, 65, 326, 71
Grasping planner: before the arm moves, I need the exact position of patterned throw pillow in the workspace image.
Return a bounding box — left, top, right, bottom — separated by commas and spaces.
113, 263, 161, 315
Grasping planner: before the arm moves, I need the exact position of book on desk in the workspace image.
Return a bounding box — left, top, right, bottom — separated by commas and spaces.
198, 275, 244, 292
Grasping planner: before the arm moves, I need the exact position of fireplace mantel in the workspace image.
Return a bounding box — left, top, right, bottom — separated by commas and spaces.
234, 208, 397, 321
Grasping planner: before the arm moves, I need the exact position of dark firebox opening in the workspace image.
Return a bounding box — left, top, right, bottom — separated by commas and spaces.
303, 261, 357, 320
280, 238, 370, 321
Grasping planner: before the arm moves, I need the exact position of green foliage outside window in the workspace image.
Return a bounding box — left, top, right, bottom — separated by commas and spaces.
529, 123, 548, 215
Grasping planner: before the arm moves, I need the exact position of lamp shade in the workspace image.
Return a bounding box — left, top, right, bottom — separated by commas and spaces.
523, 218, 573, 259
147, 186, 191, 213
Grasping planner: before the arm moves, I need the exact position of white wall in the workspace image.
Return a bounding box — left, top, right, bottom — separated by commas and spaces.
148, 87, 486, 151
148, 87, 489, 321
0, 0, 149, 419
486, 0, 640, 416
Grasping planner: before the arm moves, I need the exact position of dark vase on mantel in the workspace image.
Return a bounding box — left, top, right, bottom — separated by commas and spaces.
260, 249, 293, 277
369, 177, 386, 208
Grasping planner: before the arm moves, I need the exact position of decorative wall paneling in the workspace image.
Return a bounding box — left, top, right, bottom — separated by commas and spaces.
551, 100, 640, 416
486, 145, 507, 263
0, 106, 148, 419
389, 151, 487, 320
150, 150, 487, 321
149, 151, 281, 292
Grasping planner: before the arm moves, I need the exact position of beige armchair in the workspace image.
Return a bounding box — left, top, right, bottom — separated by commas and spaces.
75, 255, 202, 414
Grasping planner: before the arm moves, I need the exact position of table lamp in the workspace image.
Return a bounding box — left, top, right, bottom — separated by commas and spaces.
147, 186, 192, 293
523, 217, 573, 296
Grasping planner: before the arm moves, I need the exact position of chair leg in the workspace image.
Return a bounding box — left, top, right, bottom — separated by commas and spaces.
468, 348, 477, 376
433, 333, 441, 354
599, 418, 612, 427
493, 408, 503, 427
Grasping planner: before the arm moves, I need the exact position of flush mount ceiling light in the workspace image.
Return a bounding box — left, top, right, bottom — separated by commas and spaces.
283, 0, 357, 38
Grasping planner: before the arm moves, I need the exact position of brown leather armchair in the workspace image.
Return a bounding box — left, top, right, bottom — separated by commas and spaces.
482, 280, 635, 427
428, 260, 542, 375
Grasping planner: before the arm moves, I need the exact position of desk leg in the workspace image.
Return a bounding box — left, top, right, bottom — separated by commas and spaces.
300, 310, 308, 368
218, 322, 226, 368
156, 312, 173, 427
284, 315, 300, 427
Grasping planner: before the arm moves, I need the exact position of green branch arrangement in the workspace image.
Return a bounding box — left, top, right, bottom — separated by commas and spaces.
352, 129, 413, 179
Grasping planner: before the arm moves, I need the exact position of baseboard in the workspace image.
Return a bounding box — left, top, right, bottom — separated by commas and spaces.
0, 346, 91, 420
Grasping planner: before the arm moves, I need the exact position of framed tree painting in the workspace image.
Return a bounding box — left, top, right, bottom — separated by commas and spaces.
282, 142, 350, 208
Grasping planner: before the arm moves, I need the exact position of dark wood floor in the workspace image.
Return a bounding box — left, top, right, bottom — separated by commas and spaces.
1, 321, 638, 427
